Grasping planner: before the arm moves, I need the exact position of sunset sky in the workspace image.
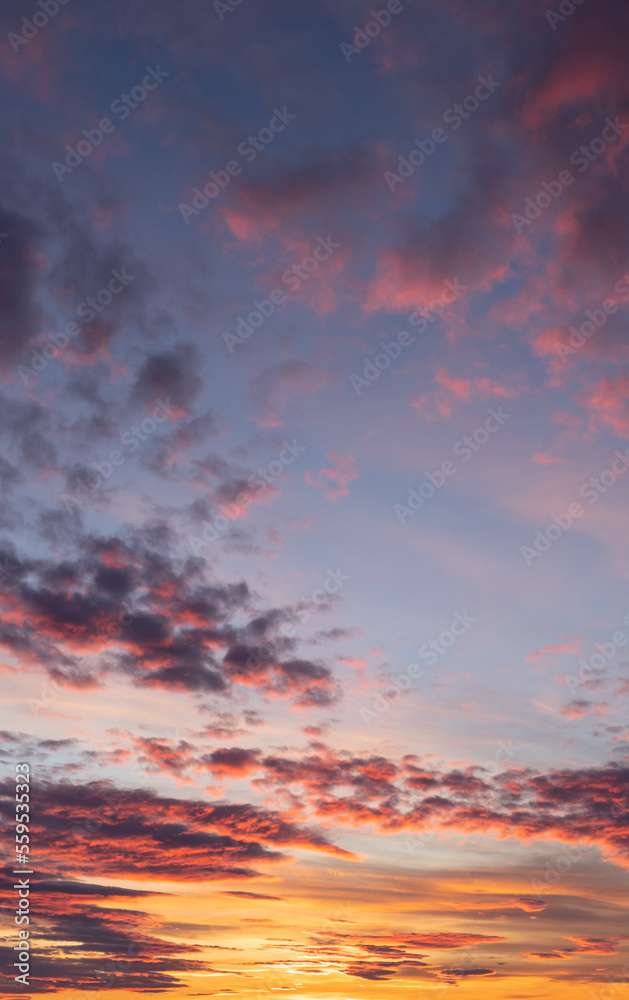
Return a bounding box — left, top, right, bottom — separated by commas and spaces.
1, 0, 629, 997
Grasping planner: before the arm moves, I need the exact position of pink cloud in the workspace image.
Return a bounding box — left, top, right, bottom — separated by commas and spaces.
305, 452, 359, 502
526, 641, 581, 664
532, 452, 565, 465
583, 373, 629, 438
410, 368, 519, 420
559, 699, 609, 719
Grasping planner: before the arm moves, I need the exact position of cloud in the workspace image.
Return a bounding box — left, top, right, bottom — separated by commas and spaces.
559, 699, 608, 719
13, 870, 166, 898
0, 165, 152, 376
201, 746, 262, 778
184, 745, 629, 865
437, 967, 496, 979
526, 641, 581, 664
277, 928, 504, 983
583, 373, 629, 439
0, 775, 355, 887
523, 936, 627, 961
221, 891, 284, 901
305, 452, 359, 502
450, 895, 546, 913
524, 952, 566, 960
0, 896, 210, 994
41, 732, 628, 880
0, 524, 342, 706
0, 208, 44, 364
566, 936, 627, 955
410, 369, 519, 421
509, 897, 547, 913
24, 736, 629, 872
223, 646, 340, 707
132, 344, 203, 412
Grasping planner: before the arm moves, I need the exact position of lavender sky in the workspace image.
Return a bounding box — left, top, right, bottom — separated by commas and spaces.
1, 0, 629, 997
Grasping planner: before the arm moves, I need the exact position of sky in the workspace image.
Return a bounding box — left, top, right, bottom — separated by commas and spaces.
1, 0, 629, 997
